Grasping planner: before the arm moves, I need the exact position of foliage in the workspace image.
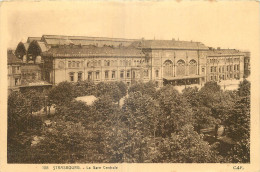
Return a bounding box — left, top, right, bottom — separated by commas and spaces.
73, 80, 97, 97
48, 81, 76, 105
156, 85, 194, 136
128, 81, 157, 97
96, 82, 123, 103
7, 80, 250, 163
152, 125, 222, 163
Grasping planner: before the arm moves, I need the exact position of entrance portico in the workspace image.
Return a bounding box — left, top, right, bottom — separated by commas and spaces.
163, 75, 205, 86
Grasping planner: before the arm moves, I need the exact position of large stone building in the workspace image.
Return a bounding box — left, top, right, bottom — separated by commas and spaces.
13, 35, 248, 89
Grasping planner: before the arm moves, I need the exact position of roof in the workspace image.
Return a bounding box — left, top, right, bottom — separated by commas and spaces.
42, 45, 145, 57
8, 51, 22, 64
27, 37, 41, 43
42, 35, 139, 47
207, 49, 244, 56
133, 40, 209, 50
37, 41, 49, 52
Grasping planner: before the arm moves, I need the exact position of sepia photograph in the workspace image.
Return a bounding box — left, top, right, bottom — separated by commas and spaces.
0, 1, 259, 172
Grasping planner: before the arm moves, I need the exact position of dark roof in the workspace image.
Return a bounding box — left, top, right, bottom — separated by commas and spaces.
41, 35, 139, 47
8, 51, 22, 64
132, 40, 209, 50
207, 49, 244, 56
42, 45, 144, 58
27, 37, 42, 43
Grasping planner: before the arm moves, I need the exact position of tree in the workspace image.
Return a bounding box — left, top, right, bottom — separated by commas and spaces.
8, 91, 43, 163
152, 125, 222, 163
156, 85, 194, 136
96, 82, 123, 104
73, 80, 97, 97
22, 89, 45, 113
225, 80, 250, 163
115, 81, 127, 97
128, 81, 157, 97
48, 81, 76, 106
111, 92, 160, 162
182, 87, 216, 133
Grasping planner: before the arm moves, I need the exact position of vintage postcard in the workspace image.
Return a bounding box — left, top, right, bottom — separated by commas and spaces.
0, 1, 259, 172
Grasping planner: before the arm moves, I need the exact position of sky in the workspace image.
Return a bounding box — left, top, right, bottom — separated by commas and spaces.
1, 1, 259, 52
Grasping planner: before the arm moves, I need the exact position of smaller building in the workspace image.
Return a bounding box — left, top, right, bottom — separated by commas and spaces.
243, 52, 250, 78
206, 48, 244, 83
8, 50, 22, 94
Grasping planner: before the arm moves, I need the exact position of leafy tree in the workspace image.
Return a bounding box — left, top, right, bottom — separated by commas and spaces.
156, 85, 194, 136
8, 91, 43, 163
128, 81, 156, 97
96, 82, 123, 103
48, 81, 76, 106
109, 92, 160, 162
22, 89, 45, 113
225, 80, 250, 163
152, 125, 222, 163
73, 80, 97, 97
115, 81, 127, 97
182, 87, 216, 133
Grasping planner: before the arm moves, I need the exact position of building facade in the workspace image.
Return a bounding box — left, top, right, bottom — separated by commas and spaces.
13, 35, 249, 88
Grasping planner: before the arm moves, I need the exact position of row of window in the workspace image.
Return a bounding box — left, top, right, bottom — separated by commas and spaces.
210, 73, 240, 81
208, 57, 240, 64
67, 59, 147, 68
210, 64, 240, 73
69, 70, 149, 82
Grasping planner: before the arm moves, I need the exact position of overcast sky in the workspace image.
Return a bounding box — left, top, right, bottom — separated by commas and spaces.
2, 1, 259, 52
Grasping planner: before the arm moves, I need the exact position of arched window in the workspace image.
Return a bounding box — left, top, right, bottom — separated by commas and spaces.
176, 59, 185, 76
155, 70, 159, 77
163, 60, 173, 77
189, 59, 197, 75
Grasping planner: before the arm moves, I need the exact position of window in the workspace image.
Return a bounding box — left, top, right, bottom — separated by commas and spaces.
144, 70, 149, 77
127, 70, 130, 78
210, 76, 213, 81
93, 61, 97, 67
14, 78, 19, 86
129, 60, 131, 66
210, 66, 213, 73
98, 60, 101, 66
76, 61, 80, 67
120, 71, 124, 78
32, 73, 36, 80
202, 68, 205, 73
155, 70, 159, 77
96, 71, 100, 80
78, 72, 82, 81
88, 72, 92, 80
105, 71, 109, 79
219, 67, 221, 73
214, 67, 217, 72
237, 65, 240, 70
112, 71, 116, 79
164, 60, 173, 77
234, 65, 236, 71
69, 72, 74, 82
127, 82, 130, 86
176, 60, 185, 76
107, 60, 110, 66
72, 61, 76, 67
189, 60, 197, 75
227, 66, 229, 71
